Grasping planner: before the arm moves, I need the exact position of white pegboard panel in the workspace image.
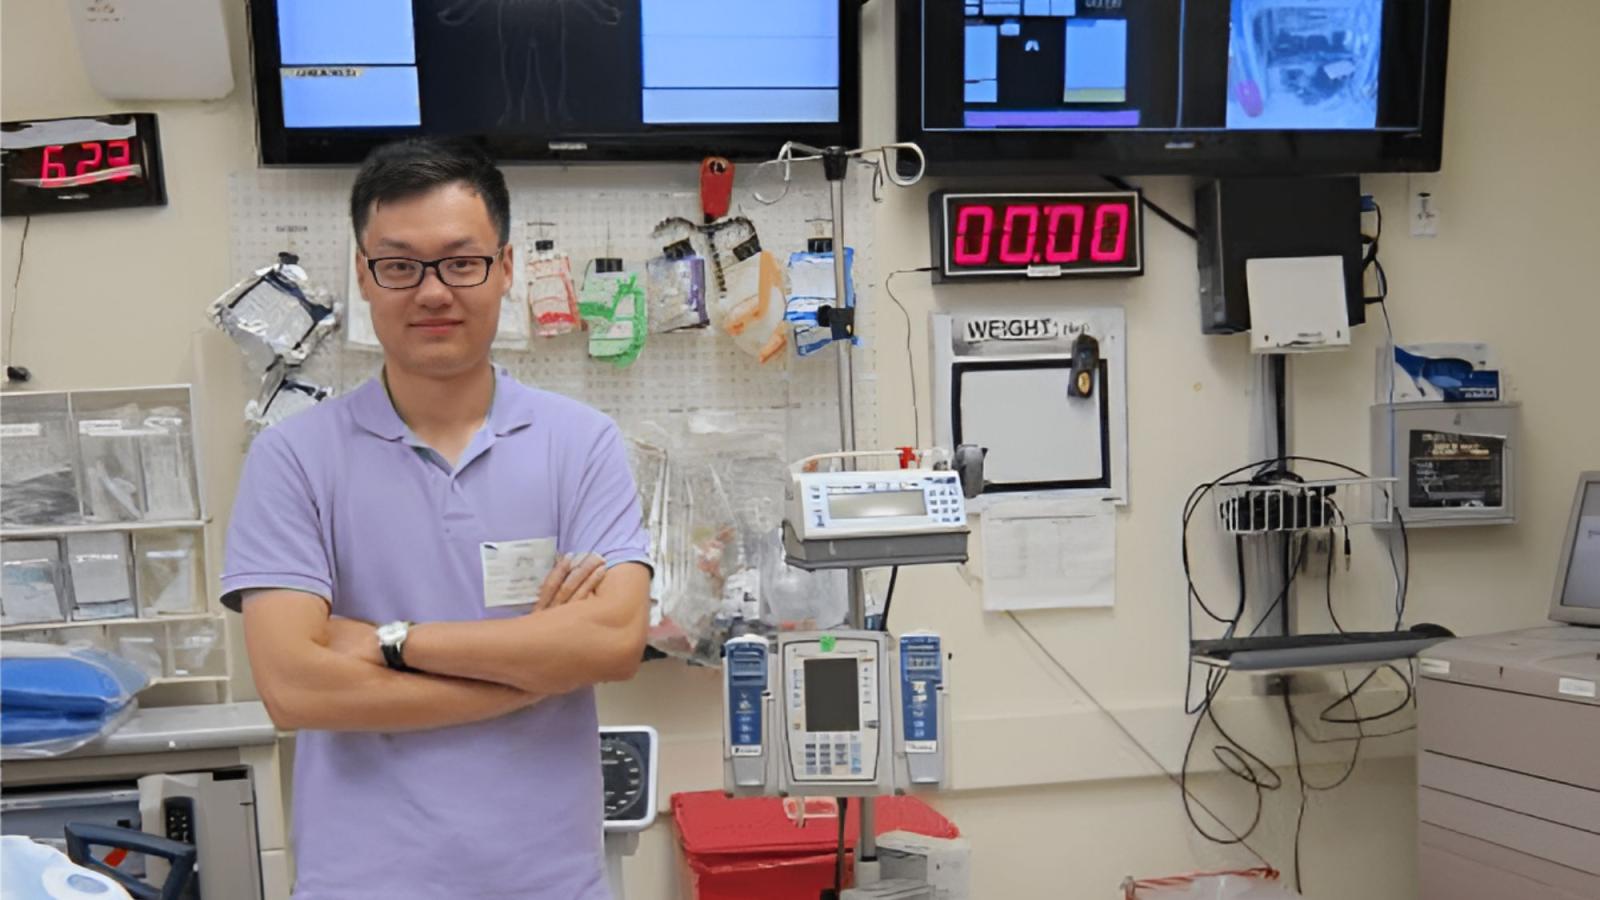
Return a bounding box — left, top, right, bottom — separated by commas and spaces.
228, 166, 882, 457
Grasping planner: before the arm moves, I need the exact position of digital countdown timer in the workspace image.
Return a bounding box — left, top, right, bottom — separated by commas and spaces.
930, 190, 1143, 281
1, 113, 166, 217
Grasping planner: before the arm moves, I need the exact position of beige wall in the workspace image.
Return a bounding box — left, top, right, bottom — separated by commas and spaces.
5, 2, 1598, 898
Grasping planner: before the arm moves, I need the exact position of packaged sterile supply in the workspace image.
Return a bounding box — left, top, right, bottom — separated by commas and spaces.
138, 407, 199, 521
492, 282, 532, 351
135, 531, 201, 616
246, 368, 333, 430
0, 641, 150, 759
115, 622, 167, 679
714, 238, 788, 364
1, 539, 70, 626
75, 404, 146, 523
65, 532, 135, 621
0, 393, 82, 526
169, 618, 226, 678
580, 258, 648, 367
209, 252, 336, 372
786, 243, 857, 358
645, 239, 709, 333
527, 239, 582, 337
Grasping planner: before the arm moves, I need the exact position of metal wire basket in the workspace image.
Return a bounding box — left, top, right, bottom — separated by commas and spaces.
1216, 476, 1396, 535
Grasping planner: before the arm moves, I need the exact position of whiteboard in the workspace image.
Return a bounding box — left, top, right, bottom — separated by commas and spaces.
956, 362, 1106, 486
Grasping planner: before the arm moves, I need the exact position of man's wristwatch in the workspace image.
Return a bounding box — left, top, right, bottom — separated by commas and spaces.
376, 620, 414, 672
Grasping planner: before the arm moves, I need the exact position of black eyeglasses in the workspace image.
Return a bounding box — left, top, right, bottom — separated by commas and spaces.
365, 248, 504, 289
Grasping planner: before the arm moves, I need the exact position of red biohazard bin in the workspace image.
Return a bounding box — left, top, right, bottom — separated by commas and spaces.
672, 791, 960, 900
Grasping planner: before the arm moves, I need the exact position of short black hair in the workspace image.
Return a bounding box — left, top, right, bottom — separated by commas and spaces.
350, 138, 511, 248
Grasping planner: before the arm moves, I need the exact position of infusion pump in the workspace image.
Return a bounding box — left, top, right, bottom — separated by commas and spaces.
723, 630, 949, 798
788, 451, 970, 542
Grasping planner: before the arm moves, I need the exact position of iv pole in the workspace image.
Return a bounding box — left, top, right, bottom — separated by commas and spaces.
755, 140, 927, 877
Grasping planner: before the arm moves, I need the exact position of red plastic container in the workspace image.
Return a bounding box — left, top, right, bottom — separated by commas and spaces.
673, 792, 960, 900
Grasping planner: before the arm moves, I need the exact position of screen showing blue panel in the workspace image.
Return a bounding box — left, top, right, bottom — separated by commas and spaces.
278, 0, 415, 66
255, 0, 855, 161
1064, 18, 1127, 103
281, 66, 421, 128
640, 0, 839, 124
964, 25, 999, 103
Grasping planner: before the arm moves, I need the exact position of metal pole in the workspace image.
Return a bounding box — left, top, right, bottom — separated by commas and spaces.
822, 145, 876, 872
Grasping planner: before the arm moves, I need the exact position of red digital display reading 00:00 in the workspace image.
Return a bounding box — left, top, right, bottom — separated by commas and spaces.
36, 140, 136, 189
937, 192, 1142, 279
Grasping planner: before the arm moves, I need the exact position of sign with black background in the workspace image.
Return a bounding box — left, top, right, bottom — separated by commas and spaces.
1409, 431, 1505, 509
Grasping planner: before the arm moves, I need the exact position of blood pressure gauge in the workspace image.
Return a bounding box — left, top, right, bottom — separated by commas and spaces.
599, 726, 658, 832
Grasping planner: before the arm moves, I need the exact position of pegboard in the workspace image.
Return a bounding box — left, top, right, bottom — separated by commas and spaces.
227, 166, 883, 459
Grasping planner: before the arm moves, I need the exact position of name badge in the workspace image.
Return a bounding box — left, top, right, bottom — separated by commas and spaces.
480, 537, 558, 609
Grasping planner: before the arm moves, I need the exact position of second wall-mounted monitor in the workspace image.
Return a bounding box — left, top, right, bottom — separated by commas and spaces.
898, 0, 1450, 175
251, 0, 858, 164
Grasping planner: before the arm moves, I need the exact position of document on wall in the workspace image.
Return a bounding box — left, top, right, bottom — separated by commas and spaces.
980, 498, 1115, 611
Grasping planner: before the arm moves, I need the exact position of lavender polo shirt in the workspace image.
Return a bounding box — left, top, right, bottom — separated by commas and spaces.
221, 368, 650, 900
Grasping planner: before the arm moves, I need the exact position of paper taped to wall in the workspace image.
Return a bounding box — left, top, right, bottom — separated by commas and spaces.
980, 498, 1115, 611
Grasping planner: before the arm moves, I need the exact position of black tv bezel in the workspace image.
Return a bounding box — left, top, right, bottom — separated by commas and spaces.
896, 0, 1451, 176
248, 0, 860, 166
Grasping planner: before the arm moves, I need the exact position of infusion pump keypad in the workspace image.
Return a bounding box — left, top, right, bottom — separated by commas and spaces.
803, 733, 865, 777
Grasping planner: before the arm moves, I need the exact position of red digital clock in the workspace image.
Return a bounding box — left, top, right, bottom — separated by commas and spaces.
930, 190, 1143, 281
1, 114, 166, 216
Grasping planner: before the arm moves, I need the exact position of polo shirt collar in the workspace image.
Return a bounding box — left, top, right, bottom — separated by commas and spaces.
350, 366, 535, 442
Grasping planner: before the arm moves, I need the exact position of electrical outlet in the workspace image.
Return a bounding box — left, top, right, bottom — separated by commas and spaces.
1407, 174, 1440, 237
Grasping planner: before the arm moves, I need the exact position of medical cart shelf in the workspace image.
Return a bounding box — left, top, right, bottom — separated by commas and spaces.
140, 674, 231, 686
1, 519, 208, 539
1, 611, 219, 635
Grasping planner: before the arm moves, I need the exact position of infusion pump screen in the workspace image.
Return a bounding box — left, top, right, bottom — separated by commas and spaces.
828, 490, 928, 520
804, 658, 861, 732
1563, 483, 1600, 610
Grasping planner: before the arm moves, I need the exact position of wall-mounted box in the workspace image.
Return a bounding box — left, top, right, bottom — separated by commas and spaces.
1372, 402, 1519, 528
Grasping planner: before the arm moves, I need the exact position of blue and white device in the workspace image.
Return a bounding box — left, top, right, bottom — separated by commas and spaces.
896, 631, 948, 786
722, 630, 950, 797
722, 635, 773, 793
778, 631, 894, 797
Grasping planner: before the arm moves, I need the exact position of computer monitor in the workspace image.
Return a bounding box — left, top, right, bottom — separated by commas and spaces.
250, 0, 858, 164
1550, 471, 1600, 627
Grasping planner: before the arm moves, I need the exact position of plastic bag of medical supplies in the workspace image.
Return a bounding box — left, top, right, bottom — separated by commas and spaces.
0, 835, 134, 900
633, 415, 846, 666
209, 252, 336, 373
0, 641, 149, 759
1123, 868, 1298, 899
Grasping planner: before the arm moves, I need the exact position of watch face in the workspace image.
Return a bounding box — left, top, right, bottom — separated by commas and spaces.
600, 736, 646, 820
377, 622, 406, 644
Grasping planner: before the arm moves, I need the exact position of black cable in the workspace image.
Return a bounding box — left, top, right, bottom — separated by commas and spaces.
1319, 665, 1415, 725
6, 215, 31, 365
1179, 452, 1415, 870
833, 796, 849, 893
1325, 526, 1348, 634
1362, 200, 1389, 304
1008, 612, 1273, 867
1282, 691, 1310, 894
879, 566, 899, 633
1183, 455, 1410, 648
883, 267, 933, 447
1101, 175, 1199, 240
